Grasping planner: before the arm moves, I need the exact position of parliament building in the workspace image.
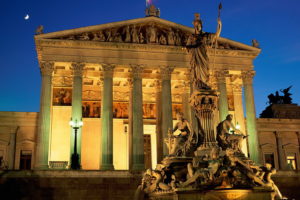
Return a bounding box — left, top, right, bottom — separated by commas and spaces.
0, 6, 299, 173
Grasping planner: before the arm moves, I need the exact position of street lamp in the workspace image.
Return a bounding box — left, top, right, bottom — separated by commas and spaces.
69, 118, 83, 170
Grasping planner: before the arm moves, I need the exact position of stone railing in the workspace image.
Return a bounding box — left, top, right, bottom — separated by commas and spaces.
49, 161, 68, 169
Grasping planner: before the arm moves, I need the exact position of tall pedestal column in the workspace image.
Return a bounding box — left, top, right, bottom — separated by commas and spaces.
100, 64, 115, 170
35, 61, 54, 169
232, 83, 248, 155
274, 131, 287, 170
131, 65, 144, 171
242, 71, 261, 164
161, 67, 174, 157
70, 63, 84, 168
215, 70, 229, 121
155, 80, 163, 163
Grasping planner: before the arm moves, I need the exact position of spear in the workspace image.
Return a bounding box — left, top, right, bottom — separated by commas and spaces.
213, 3, 222, 70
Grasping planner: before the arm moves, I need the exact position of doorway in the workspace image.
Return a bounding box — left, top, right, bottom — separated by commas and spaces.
144, 134, 152, 169
19, 150, 32, 170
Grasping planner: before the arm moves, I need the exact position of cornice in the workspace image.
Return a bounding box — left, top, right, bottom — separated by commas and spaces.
35, 39, 260, 58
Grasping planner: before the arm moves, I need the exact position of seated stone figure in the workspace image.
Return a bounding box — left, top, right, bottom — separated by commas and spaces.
165, 112, 192, 156
216, 114, 246, 152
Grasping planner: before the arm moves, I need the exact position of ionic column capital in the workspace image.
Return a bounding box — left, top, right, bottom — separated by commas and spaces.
241, 70, 255, 84
40, 61, 54, 76
101, 64, 115, 78
71, 62, 85, 77
129, 64, 144, 79
160, 66, 174, 80
215, 70, 229, 83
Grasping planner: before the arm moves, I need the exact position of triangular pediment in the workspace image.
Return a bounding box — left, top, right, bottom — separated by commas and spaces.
35, 16, 260, 52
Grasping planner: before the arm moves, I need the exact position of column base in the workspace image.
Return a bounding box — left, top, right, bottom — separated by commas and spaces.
100, 164, 115, 170
131, 163, 145, 171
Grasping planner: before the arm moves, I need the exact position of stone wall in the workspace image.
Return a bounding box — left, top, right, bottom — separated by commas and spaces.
0, 170, 142, 200
0, 170, 299, 200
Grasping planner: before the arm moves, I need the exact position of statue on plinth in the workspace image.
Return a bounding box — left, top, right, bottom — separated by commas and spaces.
164, 112, 195, 157
216, 114, 247, 153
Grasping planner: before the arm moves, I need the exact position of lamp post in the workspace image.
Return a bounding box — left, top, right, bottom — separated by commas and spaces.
69, 119, 83, 170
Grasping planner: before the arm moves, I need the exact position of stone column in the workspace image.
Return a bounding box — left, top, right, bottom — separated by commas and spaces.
35, 61, 54, 169
161, 66, 174, 156
296, 132, 300, 157
70, 62, 85, 168
8, 127, 18, 169
130, 65, 145, 171
274, 131, 287, 170
155, 80, 163, 163
182, 80, 192, 123
100, 64, 115, 170
242, 70, 261, 164
232, 83, 247, 155
215, 70, 229, 121
127, 78, 133, 170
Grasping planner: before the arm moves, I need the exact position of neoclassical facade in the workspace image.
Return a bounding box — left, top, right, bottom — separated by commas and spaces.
0, 13, 299, 171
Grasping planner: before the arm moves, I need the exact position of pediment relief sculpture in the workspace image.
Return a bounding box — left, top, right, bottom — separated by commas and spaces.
53, 23, 192, 47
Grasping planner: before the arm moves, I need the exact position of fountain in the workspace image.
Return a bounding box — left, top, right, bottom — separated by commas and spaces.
134, 9, 285, 200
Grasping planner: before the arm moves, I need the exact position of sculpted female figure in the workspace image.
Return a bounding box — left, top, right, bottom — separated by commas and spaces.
187, 13, 222, 89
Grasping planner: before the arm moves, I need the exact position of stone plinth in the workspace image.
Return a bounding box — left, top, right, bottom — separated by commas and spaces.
148, 189, 274, 200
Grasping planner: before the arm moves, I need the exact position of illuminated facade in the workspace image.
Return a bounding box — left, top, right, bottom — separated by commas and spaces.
0, 14, 299, 171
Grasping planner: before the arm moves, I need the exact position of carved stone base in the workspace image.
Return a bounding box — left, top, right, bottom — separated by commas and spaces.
149, 188, 274, 200
194, 143, 218, 157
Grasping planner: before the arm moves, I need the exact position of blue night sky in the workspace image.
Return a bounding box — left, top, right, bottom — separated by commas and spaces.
0, 0, 299, 116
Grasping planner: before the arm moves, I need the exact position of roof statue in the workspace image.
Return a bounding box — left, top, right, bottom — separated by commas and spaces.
145, 4, 160, 17
260, 86, 299, 119
35, 25, 44, 35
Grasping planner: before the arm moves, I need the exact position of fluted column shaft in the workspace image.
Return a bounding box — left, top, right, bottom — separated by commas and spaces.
131, 65, 144, 170
161, 67, 174, 156
216, 70, 229, 121
155, 80, 163, 163
275, 132, 287, 170
232, 83, 247, 155
35, 61, 54, 169
242, 71, 261, 164
100, 64, 115, 170
128, 78, 133, 170
70, 63, 84, 168
8, 128, 17, 169
182, 80, 192, 123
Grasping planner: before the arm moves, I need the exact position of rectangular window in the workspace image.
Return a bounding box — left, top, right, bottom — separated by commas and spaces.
264, 153, 275, 168
286, 154, 297, 170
